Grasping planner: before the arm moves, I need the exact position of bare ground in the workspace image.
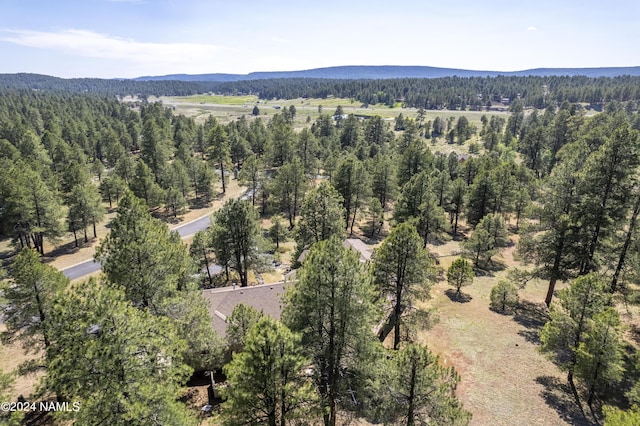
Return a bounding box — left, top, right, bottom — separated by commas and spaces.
420, 235, 590, 426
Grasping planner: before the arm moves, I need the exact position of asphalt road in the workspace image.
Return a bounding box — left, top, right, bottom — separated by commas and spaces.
61, 212, 215, 280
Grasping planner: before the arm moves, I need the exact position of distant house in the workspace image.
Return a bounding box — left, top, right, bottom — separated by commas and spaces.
202, 282, 289, 337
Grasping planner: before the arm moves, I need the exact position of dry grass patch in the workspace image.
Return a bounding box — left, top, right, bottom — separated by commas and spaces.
0, 325, 44, 401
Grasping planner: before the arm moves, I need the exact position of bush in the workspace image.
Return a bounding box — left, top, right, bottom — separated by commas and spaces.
490, 280, 519, 313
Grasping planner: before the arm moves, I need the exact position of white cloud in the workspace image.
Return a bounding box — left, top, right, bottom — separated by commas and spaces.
527, 26, 537, 31
0, 29, 229, 74
270, 36, 291, 44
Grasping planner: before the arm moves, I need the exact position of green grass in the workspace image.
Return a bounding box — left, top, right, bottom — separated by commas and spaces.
159, 95, 509, 131
171, 94, 259, 105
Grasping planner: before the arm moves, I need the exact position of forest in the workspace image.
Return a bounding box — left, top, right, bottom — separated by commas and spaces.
0, 83, 640, 426
4, 73, 640, 110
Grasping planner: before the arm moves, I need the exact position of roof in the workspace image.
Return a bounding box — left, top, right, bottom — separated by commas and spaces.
343, 238, 373, 262
297, 238, 374, 264
201, 282, 289, 337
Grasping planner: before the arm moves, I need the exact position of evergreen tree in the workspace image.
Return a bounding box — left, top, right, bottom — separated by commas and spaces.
517, 153, 584, 306
447, 258, 474, 297
466, 170, 495, 226
190, 230, 214, 287
164, 186, 186, 218
379, 344, 471, 426
490, 280, 519, 313
239, 153, 261, 206
130, 159, 164, 208
46, 281, 196, 426
575, 308, 625, 407
95, 191, 193, 312
576, 123, 640, 274
283, 236, 376, 426
223, 317, 316, 426
272, 158, 307, 228
207, 121, 231, 193
1, 248, 68, 352
332, 155, 369, 235
539, 274, 611, 407
373, 223, 435, 350
0, 161, 64, 254
416, 194, 449, 247
462, 228, 494, 270
449, 178, 466, 235
367, 197, 384, 237
209, 199, 260, 287
293, 182, 345, 255
225, 303, 263, 351
268, 215, 288, 249
99, 173, 127, 208
67, 182, 105, 244
370, 153, 397, 210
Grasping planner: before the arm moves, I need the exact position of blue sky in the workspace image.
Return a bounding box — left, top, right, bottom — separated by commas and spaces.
1, 0, 638, 78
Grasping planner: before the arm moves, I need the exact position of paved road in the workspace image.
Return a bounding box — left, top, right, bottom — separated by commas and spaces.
61, 212, 216, 280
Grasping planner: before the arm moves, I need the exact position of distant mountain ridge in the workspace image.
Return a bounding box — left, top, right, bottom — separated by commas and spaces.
134, 65, 640, 81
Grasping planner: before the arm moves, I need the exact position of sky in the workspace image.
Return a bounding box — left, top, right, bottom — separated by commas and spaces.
0, 0, 638, 79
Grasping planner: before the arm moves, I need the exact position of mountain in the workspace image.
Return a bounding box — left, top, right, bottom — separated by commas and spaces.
134, 65, 640, 82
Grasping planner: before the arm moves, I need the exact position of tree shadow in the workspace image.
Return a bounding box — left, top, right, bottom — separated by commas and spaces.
473, 268, 495, 277
628, 323, 640, 347
535, 375, 595, 426
42, 238, 97, 263
444, 288, 472, 303
512, 300, 549, 344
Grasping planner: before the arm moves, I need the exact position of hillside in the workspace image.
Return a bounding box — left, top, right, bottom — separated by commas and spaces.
134, 65, 640, 81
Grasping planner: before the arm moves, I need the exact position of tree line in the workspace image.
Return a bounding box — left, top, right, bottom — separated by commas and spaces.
3, 73, 640, 111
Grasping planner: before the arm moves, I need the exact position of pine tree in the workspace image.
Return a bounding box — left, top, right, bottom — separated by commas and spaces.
225, 303, 263, 351
490, 280, 519, 313
189, 230, 214, 287
449, 178, 466, 235
46, 281, 196, 426
99, 173, 127, 208
293, 182, 345, 255
373, 223, 435, 350
462, 228, 494, 270
332, 155, 369, 236
67, 182, 105, 244
1, 248, 68, 352
238, 153, 260, 206
207, 121, 231, 193
223, 317, 317, 426
379, 344, 471, 426
370, 153, 397, 210
283, 236, 376, 426
539, 273, 611, 408
447, 258, 474, 297
575, 308, 625, 407
272, 158, 307, 228
95, 191, 193, 312
209, 199, 260, 287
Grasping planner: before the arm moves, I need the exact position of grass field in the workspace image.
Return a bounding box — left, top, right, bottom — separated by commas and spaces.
156, 95, 506, 130
172, 94, 259, 105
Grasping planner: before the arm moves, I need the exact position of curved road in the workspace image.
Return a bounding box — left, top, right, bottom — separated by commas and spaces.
61, 210, 219, 280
